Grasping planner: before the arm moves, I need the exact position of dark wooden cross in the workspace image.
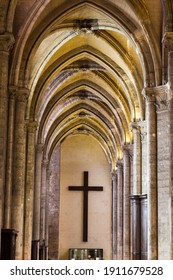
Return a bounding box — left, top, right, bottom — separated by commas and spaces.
68, 171, 103, 242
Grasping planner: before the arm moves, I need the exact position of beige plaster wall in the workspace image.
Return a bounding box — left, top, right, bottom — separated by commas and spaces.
59, 134, 112, 260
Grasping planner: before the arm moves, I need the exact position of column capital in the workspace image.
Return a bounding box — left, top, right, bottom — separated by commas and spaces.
9, 85, 17, 99
162, 32, 173, 51
42, 159, 49, 169
154, 84, 171, 112
26, 121, 38, 133
116, 159, 123, 169
112, 169, 117, 180
122, 143, 133, 155
16, 87, 29, 103
0, 33, 15, 52
142, 87, 156, 102
36, 143, 44, 153
129, 121, 141, 133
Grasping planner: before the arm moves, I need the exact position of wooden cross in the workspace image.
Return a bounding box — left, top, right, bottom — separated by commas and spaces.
68, 171, 103, 242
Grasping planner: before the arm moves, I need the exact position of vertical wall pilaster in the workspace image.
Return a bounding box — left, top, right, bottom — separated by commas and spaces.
32, 143, 43, 259
0, 33, 14, 255
45, 166, 51, 260
11, 88, 29, 259
122, 145, 131, 259
116, 160, 123, 259
143, 88, 158, 259
40, 159, 48, 246
130, 122, 142, 194
112, 170, 117, 259
23, 121, 37, 260
4, 88, 16, 228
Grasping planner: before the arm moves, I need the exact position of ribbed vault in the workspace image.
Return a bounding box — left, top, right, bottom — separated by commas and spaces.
9, 0, 162, 169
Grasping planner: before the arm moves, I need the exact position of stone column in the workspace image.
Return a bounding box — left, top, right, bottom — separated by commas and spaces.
122, 145, 131, 259
11, 88, 29, 260
0, 33, 14, 255
32, 143, 43, 259
130, 122, 141, 194
143, 87, 157, 260
116, 160, 123, 259
112, 170, 117, 259
141, 194, 148, 260
23, 121, 37, 260
40, 159, 48, 259
4, 87, 16, 228
129, 195, 141, 259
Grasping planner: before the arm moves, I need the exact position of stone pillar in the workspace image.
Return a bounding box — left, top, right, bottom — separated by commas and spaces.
130, 122, 142, 194
3, 88, 16, 228
11, 88, 29, 260
32, 143, 43, 259
23, 121, 37, 260
0, 33, 14, 255
40, 159, 48, 259
116, 160, 123, 259
122, 145, 131, 259
143, 87, 157, 259
112, 170, 117, 259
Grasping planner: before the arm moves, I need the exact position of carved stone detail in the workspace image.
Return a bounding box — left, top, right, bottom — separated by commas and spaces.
142, 85, 171, 111
154, 84, 171, 111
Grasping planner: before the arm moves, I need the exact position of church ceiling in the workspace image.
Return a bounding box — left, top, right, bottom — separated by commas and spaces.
7, 0, 164, 169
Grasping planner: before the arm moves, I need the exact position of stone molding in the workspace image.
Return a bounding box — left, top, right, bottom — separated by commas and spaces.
0, 33, 15, 52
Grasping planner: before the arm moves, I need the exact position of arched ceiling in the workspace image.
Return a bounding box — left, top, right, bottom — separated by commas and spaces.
8, 0, 163, 169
